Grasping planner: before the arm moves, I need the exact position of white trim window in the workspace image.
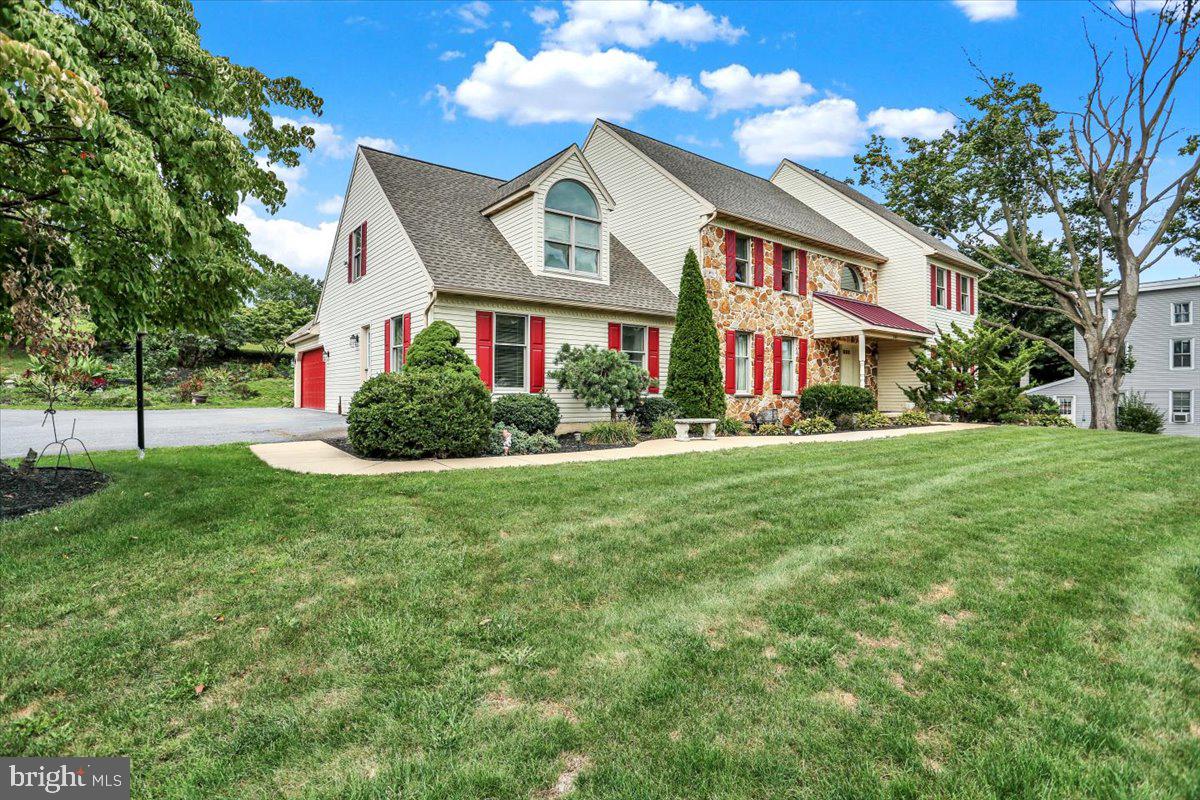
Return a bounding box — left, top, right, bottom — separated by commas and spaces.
780, 337, 797, 395
1172, 301, 1193, 325
1055, 395, 1074, 419
621, 324, 646, 369
734, 236, 751, 285
494, 313, 527, 389
544, 180, 600, 276
390, 316, 404, 368
735, 331, 752, 394
959, 275, 971, 310
1170, 389, 1193, 423
1170, 337, 1193, 369
935, 267, 949, 308
350, 227, 364, 281
779, 249, 795, 293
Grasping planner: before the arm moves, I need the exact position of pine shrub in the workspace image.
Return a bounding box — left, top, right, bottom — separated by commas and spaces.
663, 248, 725, 419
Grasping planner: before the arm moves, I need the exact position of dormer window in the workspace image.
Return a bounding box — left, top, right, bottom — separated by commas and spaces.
840, 265, 863, 293
544, 180, 600, 276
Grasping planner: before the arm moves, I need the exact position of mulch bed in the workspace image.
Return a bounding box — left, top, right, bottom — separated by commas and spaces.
1, 467, 110, 520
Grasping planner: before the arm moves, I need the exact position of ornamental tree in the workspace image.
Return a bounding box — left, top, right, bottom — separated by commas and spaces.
854, 1, 1200, 429
235, 300, 311, 359
0, 0, 323, 337
550, 344, 649, 423
663, 248, 725, 419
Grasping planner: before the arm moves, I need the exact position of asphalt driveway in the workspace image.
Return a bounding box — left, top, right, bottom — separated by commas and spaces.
0, 407, 347, 459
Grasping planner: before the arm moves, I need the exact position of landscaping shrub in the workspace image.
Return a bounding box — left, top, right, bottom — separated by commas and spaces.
347, 372, 406, 410
1027, 394, 1060, 415
1000, 411, 1075, 427
852, 410, 892, 430
664, 248, 725, 419
755, 422, 787, 436
795, 415, 835, 435
894, 410, 932, 427
1117, 394, 1165, 434
487, 423, 560, 455
177, 375, 204, 402
716, 415, 746, 436
632, 396, 679, 429
492, 392, 560, 435
834, 413, 856, 430
798, 383, 875, 418
649, 417, 677, 439
404, 320, 476, 372
551, 345, 649, 422
585, 421, 639, 446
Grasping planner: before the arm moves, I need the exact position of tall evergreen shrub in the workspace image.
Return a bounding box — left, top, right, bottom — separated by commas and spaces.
663, 248, 725, 419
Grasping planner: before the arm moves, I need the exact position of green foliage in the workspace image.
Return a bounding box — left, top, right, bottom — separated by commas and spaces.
0, 0, 324, 336
716, 415, 746, 436
1026, 394, 1060, 414
584, 421, 639, 446
755, 422, 787, 436
492, 392, 561, 436
631, 396, 679, 429
894, 410, 932, 427
487, 423, 560, 455
234, 300, 310, 359
1117, 394, 1165, 435
999, 411, 1075, 428
405, 320, 476, 373
347, 323, 492, 458
795, 415, 835, 435
850, 410, 892, 430
905, 322, 1042, 422
550, 344, 649, 423
255, 265, 322, 313
798, 383, 876, 418
649, 417, 677, 439
664, 248, 725, 419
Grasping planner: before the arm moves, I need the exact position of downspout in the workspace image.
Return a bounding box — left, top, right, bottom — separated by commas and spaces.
424, 289, 438, 327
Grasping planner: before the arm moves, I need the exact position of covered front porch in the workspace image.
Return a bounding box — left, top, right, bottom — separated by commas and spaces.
811, 292, 932, 413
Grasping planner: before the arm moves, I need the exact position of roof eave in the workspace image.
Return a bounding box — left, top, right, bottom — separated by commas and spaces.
435, 285, 676, 319
716, 209, 887, 265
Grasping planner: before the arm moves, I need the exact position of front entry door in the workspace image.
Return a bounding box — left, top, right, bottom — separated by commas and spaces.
840, 345, 860, 387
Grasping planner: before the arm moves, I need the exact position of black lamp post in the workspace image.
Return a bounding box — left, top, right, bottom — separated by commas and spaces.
135, 331, 145, 458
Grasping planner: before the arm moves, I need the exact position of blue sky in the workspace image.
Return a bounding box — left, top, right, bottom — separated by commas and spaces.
194, 0, 1198, 280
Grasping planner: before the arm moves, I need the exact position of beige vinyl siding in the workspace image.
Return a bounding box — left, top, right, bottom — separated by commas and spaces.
432, 294, 673, 427
530, 152, 611, 283
583, 125, 707, 293
875, 339, 918, 413
490, 196, 536, 268
307, 151, 434, 413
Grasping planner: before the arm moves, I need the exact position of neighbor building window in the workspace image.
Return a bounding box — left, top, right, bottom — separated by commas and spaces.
735, 331, 752, 393
1173, 301, 1193, 325
544, 180, 600, 276
1171, 390, 1193, 423
350, 226, 364, 281
494, 313, 527, 389
621, 324, 646, 369
840, 265, 863, 293
734, 236, 751, 285
390, 316, 404, 368
1055, 396, 1074, 417
935, 267, 949, 307
1171, 338, 1193, 369
779, 249, 795, 293
780, 337, 797, 394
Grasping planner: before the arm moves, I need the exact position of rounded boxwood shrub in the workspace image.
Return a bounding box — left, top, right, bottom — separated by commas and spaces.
1117, 394, 1164, 434
795, 415, 835, 435
493, 392, 561, 435
631, 396, 679, 429
798, 383, 876, 418
347, 372, 406, 411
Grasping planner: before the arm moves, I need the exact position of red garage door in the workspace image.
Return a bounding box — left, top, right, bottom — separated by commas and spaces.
299, 348, 325, 410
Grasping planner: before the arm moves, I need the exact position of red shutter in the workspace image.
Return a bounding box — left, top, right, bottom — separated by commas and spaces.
753, 333, 765, 396
798, 339, 809, 389
529, 315, 545, 393
648, 326, 660, 393
752, 238, 764, 287
724, 229, 737, 282
607, 322, 621, 350
772, 243, 783, 290
402, 313, 411, 363
347, 232, 353, 284
383, 318, 391, 372
955, 273, 962, 311
724, 330, 736, 394
798, 249, 808, 295
930, 264, 938, 306
360, 221, 367, 276
476, 310, 493, 390
970, 277, 976, 315
772, 336, 783, 394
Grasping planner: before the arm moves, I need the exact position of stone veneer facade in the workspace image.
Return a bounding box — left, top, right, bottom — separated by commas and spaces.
699, 223, 880, 423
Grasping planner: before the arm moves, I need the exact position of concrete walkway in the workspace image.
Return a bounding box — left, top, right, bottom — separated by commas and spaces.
250, 422, 987, 475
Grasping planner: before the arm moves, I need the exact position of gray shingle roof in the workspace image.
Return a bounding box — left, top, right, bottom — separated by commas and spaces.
600, 121, 885, 264
484, 145, 573, 210
785, 161, 984, 272
360, 147, 677, 316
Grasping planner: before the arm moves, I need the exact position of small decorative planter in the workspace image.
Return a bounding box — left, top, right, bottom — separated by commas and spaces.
191, 393, 208, 405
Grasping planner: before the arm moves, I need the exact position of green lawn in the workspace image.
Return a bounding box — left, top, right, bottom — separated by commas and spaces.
0, 377, 293, 410
1, 427, 1197, 799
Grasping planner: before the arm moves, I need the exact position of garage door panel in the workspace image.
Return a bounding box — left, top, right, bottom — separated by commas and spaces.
300, 349, 325, 410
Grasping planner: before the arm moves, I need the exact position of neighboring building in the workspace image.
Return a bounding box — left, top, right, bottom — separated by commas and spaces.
1026, 276, 1199, 435
289, 120, 984, 429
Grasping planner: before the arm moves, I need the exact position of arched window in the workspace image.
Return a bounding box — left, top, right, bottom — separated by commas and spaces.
544, 180, 600, 276
840, 265, 863, 293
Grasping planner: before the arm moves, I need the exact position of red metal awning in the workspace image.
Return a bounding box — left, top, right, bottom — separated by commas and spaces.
812, 292, 933, 335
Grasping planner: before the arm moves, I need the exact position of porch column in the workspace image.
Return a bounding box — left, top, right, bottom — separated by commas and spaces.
857, 332, 866, 389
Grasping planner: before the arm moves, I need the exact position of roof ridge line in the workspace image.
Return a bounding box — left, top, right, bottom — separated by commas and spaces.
359, 146, 505, 183
600, 119, 787, 189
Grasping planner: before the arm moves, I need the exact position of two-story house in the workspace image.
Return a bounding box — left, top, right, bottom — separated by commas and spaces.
1026, 276, 1199, 435
288, 120, 984, 429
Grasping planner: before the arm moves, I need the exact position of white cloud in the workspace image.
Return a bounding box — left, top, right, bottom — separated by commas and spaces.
547, 0, 745, 51
222, 116, 250, 137
530, 6, 559, 26
235, 204, 338, 278
455, 1, 491, 32
316, 195, 344, 215
699, 64, 815, 114
733, 98, 867, 164
354, 136, 400, 153
426, 84, 457, 121
345, 15, 385, 30
951, 0, 1018, 21
865, 107, 957, 139
439, 50, 466, 61
449, 41, 703, 124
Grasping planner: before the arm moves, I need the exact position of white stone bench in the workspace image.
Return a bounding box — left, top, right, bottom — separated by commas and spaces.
674, 418, 718, 442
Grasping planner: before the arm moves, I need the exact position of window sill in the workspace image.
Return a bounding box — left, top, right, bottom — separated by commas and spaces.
492, 386, 528, 394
